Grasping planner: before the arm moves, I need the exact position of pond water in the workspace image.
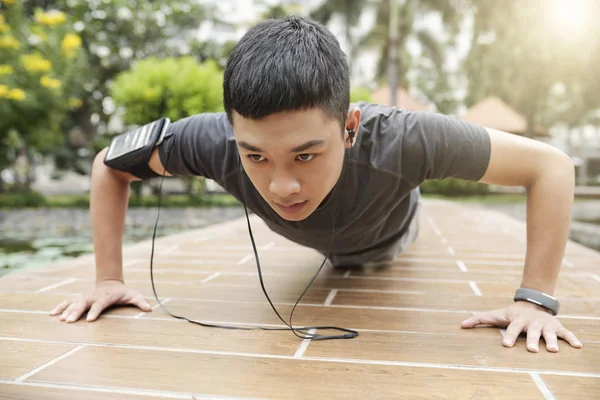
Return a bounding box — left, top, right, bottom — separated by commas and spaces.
0, 207, 247, 276
2, 201, 600, 277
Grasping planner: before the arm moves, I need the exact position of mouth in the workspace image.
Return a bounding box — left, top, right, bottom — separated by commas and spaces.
275, 200, 307, 214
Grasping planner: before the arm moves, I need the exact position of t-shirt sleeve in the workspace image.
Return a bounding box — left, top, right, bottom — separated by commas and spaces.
156, 112, 240, 183
399, 110, 492, 186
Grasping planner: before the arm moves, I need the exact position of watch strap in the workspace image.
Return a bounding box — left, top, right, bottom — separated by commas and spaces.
513, 288, 560, 316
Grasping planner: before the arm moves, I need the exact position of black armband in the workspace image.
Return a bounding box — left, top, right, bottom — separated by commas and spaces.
103, 117, 171, 180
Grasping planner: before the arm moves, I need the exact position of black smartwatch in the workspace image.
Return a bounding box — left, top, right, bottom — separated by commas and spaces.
513, 288, 560, 316
103, 117, 171, 180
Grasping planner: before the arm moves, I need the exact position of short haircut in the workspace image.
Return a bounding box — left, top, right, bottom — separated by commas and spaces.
223, 16, 350, 130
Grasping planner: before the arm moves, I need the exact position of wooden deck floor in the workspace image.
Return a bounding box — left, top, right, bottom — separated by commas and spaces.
1, 199, 599, 399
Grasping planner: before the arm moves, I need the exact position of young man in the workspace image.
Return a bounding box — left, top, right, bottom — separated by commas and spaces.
51, 16, 582, 353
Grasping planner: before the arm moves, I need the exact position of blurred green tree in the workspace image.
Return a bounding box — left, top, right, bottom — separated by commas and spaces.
462, 0, 600, 138
110, 56, 223, 198
0, 1, 87, 191
18, 0, 209, 152
309, 0, 366, 71
359, 0, 465, 114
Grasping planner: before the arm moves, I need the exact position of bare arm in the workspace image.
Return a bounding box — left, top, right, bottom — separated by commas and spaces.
477, 127, 575, 295
91, 146, 171, 282
50, 146, 170, 322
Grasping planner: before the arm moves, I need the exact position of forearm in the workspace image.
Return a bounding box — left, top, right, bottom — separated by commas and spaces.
90, 148, 133, 283
521, 155, 575, 295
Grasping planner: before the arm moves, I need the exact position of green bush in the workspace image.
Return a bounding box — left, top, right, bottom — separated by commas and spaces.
419, 178, 490, 196
111, 57, 224, 126
0, 190, 47, 208
350, 86, 373, 103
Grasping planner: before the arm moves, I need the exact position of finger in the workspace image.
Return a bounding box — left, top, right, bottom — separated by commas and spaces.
126, 294, 152, 311
526, 324, 543, 353
50, 300, 72, 316
461, 311, 504, 329
542, 330, 559, 353
86, 297, 113, 322
503, 320, 527, 348
557, 327, 583, 349
62, 299, 91, 323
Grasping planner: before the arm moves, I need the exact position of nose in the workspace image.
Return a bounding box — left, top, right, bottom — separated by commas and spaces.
269, 171, 300, 199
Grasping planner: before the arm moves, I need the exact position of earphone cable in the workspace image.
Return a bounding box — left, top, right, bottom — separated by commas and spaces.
147, 133, 358, 340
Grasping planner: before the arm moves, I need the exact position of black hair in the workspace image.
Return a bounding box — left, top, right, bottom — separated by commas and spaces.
223, 16, 350, 130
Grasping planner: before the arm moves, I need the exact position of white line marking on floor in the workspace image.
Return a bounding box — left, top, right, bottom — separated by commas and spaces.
123, 259, 140, 267
468, 281, 482, 296
1, 337, 598, 379
343, 270, 352, 278
15, 345, 86, 382
447, 247, 456, 256
591, 274, 600, 283
530, 372, 556, 400
35, 278, 77, 293
200, 272, 221, 284
263, 241, 275, 250
441, 237, 448, 245
294, 328, 317, 358
324, 290, 338, 306
134, 299, 171, 318
161, 245, 179, 254
562, 259, 574, 268
192, 236, 209, 243
425, 216, 442, 236
456, 260, 468, 272
236, 254, 253, 265
0, 379, 251, 399
4, 303, 600, 320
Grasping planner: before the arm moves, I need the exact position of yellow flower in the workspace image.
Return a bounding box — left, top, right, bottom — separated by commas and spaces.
61, 33, 81, 51
34, 10, 66, 26
0, 84, 8, 97
40, 75, 61, 89
68, 98, 83, 108
7, 88, 25, 101
61, 33, 81, 58
21, 54, 52, 73
0, 64, 13, 75
0, 24, 9, 33
0, 35, 19, 49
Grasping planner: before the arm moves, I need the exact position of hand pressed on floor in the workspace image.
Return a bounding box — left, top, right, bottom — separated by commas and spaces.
460, 301, 583, 353
49, 279, 152, 322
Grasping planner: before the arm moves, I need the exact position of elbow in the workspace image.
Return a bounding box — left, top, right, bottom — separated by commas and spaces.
92, 147, 136, 185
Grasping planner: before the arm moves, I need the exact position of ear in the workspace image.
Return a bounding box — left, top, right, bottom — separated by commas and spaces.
344, 107, 361, 148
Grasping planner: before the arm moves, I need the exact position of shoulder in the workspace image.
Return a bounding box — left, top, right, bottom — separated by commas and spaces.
170, 111, 233, 138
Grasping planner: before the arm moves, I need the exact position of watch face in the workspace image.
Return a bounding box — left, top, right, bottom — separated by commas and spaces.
106, 122, 156, 160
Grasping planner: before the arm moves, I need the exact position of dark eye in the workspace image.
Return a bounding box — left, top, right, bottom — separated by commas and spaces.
297, 153, 315, 162
248, 154, 266, 162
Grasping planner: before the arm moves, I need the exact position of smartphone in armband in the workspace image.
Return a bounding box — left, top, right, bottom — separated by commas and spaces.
103, 117, 171, 180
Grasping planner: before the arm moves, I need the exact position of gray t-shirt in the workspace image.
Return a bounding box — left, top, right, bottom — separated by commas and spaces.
158, 101, 491, 265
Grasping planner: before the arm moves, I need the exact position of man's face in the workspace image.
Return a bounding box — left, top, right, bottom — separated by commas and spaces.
233, 107, 358, 221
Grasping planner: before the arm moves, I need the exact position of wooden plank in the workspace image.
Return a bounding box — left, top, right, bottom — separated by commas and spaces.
0, 312, 301, 357
147, 300, 600, 342
145, 300, 502, 338
0, 339, 77, 380
304, 330, 599, 374
541, 375, 600, 400
0, 383, 165, 400
36, 279, 330, 305
0, 276, 69, 292
333, 290, 600, 318
30, 346, 545, 399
